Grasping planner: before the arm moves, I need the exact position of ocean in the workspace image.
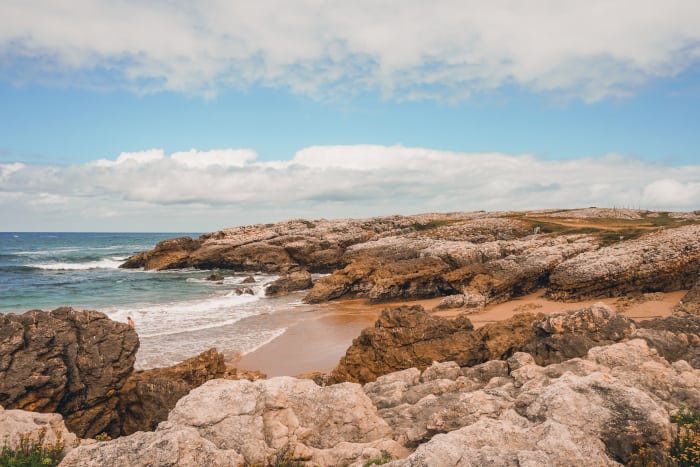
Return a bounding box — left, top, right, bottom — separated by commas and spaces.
0, 232, 310, 369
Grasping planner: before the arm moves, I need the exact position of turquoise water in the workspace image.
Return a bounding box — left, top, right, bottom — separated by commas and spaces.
0, 232, 299, 368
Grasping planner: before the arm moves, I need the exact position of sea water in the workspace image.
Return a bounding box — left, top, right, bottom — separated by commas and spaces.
0, 232, 303, 369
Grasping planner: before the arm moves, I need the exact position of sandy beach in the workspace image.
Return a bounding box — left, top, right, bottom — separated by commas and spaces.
238, 290, 686, 377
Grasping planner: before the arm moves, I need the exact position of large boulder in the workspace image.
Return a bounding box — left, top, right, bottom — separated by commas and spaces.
328, 305, 538, 384
0, 307, 138, 438
120, 236, 202, 270
265, 270, 313, 296
634, 313, 700, 368
61, 377, 407, 467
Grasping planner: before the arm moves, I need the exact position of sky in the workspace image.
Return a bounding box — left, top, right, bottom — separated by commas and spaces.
1, 1, 699, 232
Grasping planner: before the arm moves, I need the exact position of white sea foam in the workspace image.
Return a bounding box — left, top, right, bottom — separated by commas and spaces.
30, 258, 125, 270
240, 327, 287, 355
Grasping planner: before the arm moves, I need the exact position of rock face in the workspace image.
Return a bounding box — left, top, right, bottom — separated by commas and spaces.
117, 348, 264, 436
60, 339, 700, 466
121, 236, 202, 270
0, 307, 138, 438
634, 314, 700, 368
329, 305, 538, 384
548, 225, 700, 300
331, 303, 640, 384
0, 309, 263, 439
61, 377, 407, 467
265, 270, 313, 296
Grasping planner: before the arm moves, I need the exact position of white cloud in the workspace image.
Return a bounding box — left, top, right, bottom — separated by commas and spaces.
1, 1, 699, 101
2, 146, 699, 231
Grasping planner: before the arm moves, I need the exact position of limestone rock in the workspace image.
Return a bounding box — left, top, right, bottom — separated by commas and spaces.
548, 225, 700, 300
434, 292, 488, 311
675, 280, 700, 315
265, 270, 313, 296
0, 404, 78, 454
634, 314, 700, 368
63, 377, 406, 467
0, 307, 138, 438
117, 348, 255, 435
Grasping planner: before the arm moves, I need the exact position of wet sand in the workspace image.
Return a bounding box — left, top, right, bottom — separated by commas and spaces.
238, 291, 685, 377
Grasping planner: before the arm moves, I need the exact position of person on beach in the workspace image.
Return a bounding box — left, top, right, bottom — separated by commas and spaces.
127, 316, 135, 328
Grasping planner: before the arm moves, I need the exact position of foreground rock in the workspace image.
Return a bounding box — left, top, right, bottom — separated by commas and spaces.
117, 348, 265, 435
0, 308, 264, 439
0, 404, 78, 454
60, 338, 700, 466
330, 303, 639, 384
635, 313, 700, 369
0, 307, 138, 438
61, 377, 407, 467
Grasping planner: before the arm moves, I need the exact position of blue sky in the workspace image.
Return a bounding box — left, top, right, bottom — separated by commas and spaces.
1, 1, 699, 231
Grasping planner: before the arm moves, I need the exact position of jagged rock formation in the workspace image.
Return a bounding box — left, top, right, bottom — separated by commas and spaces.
61, 377, 408, 467
122, 209, 700, 304
634, 314, 700, 369
265, 270, 313, 296
548, 225, 700, 300
0, 307, 138, 438
58, 338, 700, 466
331, 304, 640, 384
0, 309, 263, 439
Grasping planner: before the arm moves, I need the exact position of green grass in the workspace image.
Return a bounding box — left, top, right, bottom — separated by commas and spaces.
0, 428, 65, 467
411, 220, 455, 231
363, 450, 392, 466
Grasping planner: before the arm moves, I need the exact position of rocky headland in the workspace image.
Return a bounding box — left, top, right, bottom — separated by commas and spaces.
121, 208, 700, 307
4, 208, 700, 466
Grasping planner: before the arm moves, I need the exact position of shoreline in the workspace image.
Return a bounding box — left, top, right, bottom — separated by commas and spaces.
237, 290, 686, 377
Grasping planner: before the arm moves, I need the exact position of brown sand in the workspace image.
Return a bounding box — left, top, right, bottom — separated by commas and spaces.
238, 291, 685, 377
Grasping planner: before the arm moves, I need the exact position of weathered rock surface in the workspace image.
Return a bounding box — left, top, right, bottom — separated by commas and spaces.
331, 303, 641, 384
61, 377, 407, 467
60, 338, 700, 466
329, 305, 538, 384
634, 314, 700, 368
117, 348, 265, 436
265, 270, 313, 296
0, 404, 78, 454
675, 280, 700, 315
548, 225, 700, 300
383, 340, 698, 466
121, 236, 202, 270
0, 307, 138, 438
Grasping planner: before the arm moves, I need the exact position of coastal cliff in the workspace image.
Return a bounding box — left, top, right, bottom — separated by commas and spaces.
121, 208, 700, 305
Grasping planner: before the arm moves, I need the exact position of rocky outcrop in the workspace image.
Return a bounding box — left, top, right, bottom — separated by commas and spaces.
60, 339, 700, 466
0, 309, 265, 439
117, 348, 265, 436
120, 236, 202, 270
0, 307, 138, 438
265, 270, 313, 296
329, 305, 539, 384
548, 225, 700, 300
331, 303, 641, 384
121, 209, 700, 304
61, 377, 408, 467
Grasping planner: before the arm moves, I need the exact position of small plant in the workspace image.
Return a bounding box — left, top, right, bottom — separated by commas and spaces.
0, 427, 65, 467
363, 450, 392, 467
94, 432, 112, 442
300, 220, 316, 229
669, 409, 700, 466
